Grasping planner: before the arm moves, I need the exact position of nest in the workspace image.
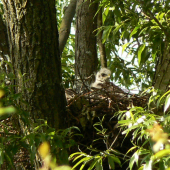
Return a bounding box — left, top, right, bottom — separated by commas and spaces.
66, 84, 149, 169
66, 83, 149, 128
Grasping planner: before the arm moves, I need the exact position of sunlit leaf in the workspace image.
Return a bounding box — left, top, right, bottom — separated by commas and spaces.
69, 152, 87, 159
151, 149, 170, 161
88, 158, 99, 170
103, 7, 110, 24
164, 94, 170, 112
71, 156, 92, 170
130, 25, 140, 39
122, 43, 130, 54
138, 166, 144, 170
56, 165, 71, 170
138, 44, 145, 65
157, 90, 170, 108
0, 106, 16, 116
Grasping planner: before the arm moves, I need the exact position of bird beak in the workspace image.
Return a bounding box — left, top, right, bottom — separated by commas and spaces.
106, 74, 111, 81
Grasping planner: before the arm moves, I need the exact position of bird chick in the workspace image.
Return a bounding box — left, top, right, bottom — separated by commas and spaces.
91, 68, 111, 89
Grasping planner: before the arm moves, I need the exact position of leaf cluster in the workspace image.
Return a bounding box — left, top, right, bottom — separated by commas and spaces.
96, 0, 170, 90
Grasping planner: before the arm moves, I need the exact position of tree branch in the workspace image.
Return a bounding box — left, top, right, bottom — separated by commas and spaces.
59, 0, 77, 55
97, 8, 107, 68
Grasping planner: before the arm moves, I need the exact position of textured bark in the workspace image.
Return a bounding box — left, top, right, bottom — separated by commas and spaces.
0, 14, 9, 56
2, 0, 66, 129
75, 0, 98, 92
97, 8, 107, 68
59, 0, 77, 55
154, 41, 170, 92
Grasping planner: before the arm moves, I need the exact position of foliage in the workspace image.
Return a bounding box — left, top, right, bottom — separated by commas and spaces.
115, 89, 170, 170
95, 0, 170, 90
69, 89, 170, 170
69, 116, 122, 170
56, 0, 170, 90
38, 141, 71, 170
0, 68, 78, 169
0, 0, 170, 170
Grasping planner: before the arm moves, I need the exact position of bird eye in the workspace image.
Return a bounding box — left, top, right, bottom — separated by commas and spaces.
101, 73, 107, 77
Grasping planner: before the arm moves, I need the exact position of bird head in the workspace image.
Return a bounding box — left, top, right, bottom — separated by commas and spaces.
96, 68, 111, 83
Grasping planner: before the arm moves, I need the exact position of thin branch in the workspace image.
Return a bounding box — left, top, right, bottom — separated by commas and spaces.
97, 7, 107, 68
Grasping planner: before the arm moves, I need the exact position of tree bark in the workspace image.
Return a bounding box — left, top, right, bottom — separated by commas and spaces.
2, 0, 66, 129
59, 0, 77, 55
0, 13, 10, 73
0, 14, 9, 56
75, 0, 98, 92
153, 41, 170, 92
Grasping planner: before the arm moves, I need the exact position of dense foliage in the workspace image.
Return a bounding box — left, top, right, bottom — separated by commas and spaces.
0, 0, 170, 170
97, 0, 170, 91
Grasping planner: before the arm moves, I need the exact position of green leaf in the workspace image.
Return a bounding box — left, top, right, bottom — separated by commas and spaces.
151, 149, 170, 161
103, 7, 110, 24
157, 90, 170, 108
0, 150, 4, 164
129, 154, 135, 170
139, 27, 148, 35
108, 156, 115, 169
122, 43, 130, 54
71, 156, 92, 170
88, 158, 99, 170
73, 154, 86, 162
138, 44, 145, 65
102, 26, 113, 43
0, 106, 16, 116
112, 24, 123, 35
129, 151, 140, 170
150, 26, 160, 29
109, 156, 121, 166
129, 25, 140, 39
95, 158, 103, 170
69, 152, 86, 159
164, 93, 170, 112
126, 146, 138, 155
30, 144, 36, 166
56, 165, 71, 170
118, 119, 131, 125
138, 166, 144, 170
166, 168, 170, 170
159, 12, 165, 20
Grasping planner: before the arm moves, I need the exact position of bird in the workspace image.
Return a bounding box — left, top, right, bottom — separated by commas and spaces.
65, 88, 77, 103
91, 67, 127, 95
91, 68, 111, 89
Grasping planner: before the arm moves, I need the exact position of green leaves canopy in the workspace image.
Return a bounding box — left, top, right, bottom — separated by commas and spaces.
97, 0, 170, 90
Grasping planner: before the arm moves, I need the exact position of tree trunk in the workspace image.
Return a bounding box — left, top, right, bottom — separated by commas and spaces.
2, 0, 66, 129
75, 0, 98, 93
153, 41, 170, 92
0, 14, 9, 56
